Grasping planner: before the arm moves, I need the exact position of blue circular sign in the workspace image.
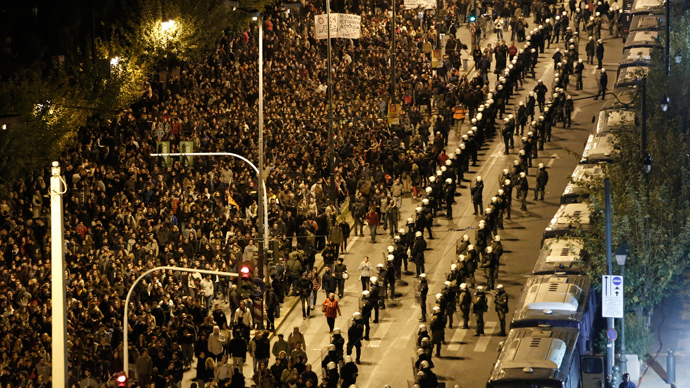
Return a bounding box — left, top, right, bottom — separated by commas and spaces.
612, 277, 622, 285
607, 328, 618, 341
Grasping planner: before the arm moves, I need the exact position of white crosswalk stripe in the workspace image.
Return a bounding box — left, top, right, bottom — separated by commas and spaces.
369, 320, 393, 348
447, 327, 470, 351
473, 321, 498, 352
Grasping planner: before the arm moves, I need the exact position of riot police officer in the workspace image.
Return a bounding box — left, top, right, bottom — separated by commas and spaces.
494, 284, 509, 336
347, 312, 365, 363
473, 286, 488, 336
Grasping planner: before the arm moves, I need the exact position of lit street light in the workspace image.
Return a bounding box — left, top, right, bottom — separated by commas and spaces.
161, 19, 176, 32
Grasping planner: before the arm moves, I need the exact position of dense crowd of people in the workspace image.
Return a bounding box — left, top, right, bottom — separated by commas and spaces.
0, 0, 610, 385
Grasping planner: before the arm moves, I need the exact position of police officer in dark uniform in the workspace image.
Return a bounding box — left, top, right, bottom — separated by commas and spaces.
494, 284, 509, 336
419, 273, 429, 322
473, 286, 488, 336
442, 281, 458, 329
444, 178, 455, 219
429, 306, 444, 357
411, 231, 427, 278
465, 245, 479, 288
360, 290, 374, 340
369, 277, 380, 322
564, 95, 574, 127
535, 163, 549, 201
346, 312, 364, 363
458, 283, 472, 329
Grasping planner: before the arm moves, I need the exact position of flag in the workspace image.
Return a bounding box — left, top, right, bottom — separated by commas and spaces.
228, 195, 240, 210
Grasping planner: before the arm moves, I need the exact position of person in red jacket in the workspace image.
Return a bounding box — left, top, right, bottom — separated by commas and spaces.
322, 293, 342, 333
365, 207, 380, 243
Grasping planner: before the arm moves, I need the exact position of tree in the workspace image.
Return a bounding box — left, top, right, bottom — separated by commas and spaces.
581, 8, 690, 324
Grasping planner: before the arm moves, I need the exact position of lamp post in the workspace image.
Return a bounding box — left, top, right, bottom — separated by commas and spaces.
640, 77, 647, 161
50, 162, 68, 387
615, 242, 630, 376
666, 0, 671, 77
123, 266, 239, 375
256, 12, 267, 275
150, 152, 269, 276
604, 178, 616, 385
325, 0, 336, 202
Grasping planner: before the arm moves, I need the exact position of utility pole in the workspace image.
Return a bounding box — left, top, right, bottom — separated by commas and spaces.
605, 178, 617, 387
641, 77, 647, 159
391, 0, 397, 103
123, 267, 239, 373
257, 14, 266, 277
327, 0, 336, 202
50, 161, 68, 387
666, 0, 671, 77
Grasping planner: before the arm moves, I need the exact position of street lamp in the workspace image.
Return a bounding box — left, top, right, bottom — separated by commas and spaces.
660, 96, 670, 112
161, 19, 176, 32
615, 242, 630, 377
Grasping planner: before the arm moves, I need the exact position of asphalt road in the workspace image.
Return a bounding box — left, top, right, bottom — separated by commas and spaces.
179, 20, 628, 388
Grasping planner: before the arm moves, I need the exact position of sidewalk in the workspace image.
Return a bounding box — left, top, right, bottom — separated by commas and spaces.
636, 270, 690, 388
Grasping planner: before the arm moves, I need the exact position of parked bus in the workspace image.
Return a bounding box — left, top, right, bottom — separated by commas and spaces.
486, 327, 605, 388
533, 237, 587, 275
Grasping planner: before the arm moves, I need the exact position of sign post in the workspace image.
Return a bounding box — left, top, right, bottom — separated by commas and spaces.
602, 275, 624, 318
469, 22, 477, 49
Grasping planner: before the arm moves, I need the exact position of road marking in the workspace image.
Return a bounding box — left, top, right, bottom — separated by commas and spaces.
447, 327, 470, 351
572, 107, 582, 120
547, 153, 560, 168
395, 310, 425, 349
369, 320, 393, 348
473, 321, 497, 352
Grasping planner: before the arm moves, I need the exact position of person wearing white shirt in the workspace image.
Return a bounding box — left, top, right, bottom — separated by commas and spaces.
208, 325, 226, 361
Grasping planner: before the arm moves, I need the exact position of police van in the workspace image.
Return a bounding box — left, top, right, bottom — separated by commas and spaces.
486, 327, 605, 388
543, 203, 592, 241
533, 237, 587, 275
623, 30, 662, 50
630, 0, 665, 15
623, 13, 664, 42
511, 275, 597, 351
615, 65, 649, 88
561, 164, 604, 204
619, 47, 654, 68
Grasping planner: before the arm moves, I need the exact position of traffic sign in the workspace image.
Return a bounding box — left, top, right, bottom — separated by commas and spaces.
252, 277, 266, 297
607, 328, 618, 341
602, 275, 624, 318
469, 22, 476, 34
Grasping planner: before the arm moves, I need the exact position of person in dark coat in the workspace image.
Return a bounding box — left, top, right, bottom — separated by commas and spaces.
534, 163, 549, 200
340, 355, 359, 388
471, 176, 484, 215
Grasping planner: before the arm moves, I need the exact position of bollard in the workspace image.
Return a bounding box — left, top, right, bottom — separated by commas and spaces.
611, 365, 621, 388
667, 349, 676, 386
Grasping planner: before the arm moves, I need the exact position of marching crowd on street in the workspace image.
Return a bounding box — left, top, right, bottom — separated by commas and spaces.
0, 0, 615, 386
